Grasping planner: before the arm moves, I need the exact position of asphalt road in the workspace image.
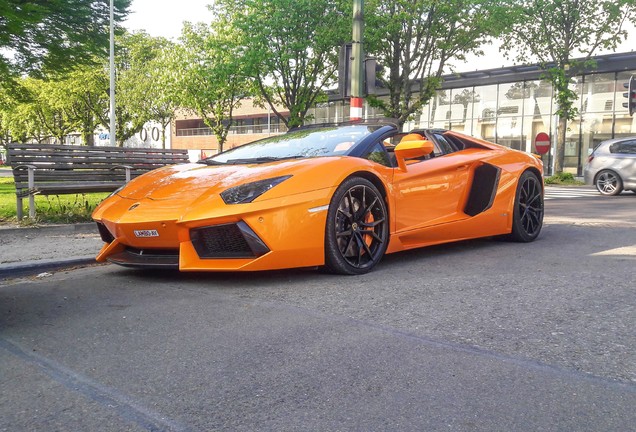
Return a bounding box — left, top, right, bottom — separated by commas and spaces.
1, 187, 635, 431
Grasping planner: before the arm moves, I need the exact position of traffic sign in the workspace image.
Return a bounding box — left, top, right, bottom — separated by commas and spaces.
535, 132, 550, 155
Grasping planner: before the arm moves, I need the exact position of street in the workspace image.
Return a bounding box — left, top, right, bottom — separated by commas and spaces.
1, 187, 635, 431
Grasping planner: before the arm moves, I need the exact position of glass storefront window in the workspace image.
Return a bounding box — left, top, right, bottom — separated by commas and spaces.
562, 77, 583, 173
449, 87, 475, 133
497, 82, 526, 150
431, 90, 451, 129
579, 73, 616, 166
473, 84, 497, 142
416, 101, 432, 129
615, 71, 636, 138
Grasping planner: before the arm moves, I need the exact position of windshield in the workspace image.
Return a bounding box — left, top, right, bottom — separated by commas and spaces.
201, 125, 379, 164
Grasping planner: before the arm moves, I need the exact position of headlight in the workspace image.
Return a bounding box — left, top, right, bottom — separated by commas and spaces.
221, 175, 292, 204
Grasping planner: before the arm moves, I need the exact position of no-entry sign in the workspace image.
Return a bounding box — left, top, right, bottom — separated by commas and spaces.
535, 132, 550, 155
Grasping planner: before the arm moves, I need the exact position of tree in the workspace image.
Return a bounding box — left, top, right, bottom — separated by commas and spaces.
147, 50, 181, 149
176, 22, 250, 152
0, 0, 131, 82
83, 32, 155, 147
21, 78, 79, 144
64, 66, 109, 146
2, 79, 53, 145
0, 86, 15, 160
365, 0, 507, 129
123, 35, 180, 149
213, 0, 350, 129
500, 0, 636, 173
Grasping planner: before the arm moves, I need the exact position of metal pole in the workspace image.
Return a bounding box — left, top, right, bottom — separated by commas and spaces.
350, 0, 364, 121
109, 0, 116, 146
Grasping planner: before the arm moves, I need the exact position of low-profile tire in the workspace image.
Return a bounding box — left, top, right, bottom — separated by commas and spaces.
508, 170, 544, 242
595, 170, 623, 196
324, 177, 389, 275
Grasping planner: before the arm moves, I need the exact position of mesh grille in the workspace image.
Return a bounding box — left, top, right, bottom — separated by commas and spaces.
191, 223, 254, 258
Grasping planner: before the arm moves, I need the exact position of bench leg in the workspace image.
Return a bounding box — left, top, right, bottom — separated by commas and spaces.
16, 195, 23, 220
28, 193, 35, 219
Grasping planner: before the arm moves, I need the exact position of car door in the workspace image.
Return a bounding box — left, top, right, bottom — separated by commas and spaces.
612, 140, 636, 186
392, 133, 481, 233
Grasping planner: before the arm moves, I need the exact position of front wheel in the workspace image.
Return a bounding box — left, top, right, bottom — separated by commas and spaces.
324, 177, 389, 275
508, 171, 544, 242
595, 170, 623, 196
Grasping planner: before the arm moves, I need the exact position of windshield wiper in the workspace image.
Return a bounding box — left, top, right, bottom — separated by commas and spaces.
225, 156, 304, 165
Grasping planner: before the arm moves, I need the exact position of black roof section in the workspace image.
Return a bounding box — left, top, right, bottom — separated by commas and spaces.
327, 51, 636, 100
442, 51, 636, 89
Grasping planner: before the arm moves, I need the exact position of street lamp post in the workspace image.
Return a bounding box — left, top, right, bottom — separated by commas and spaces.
109, 0, 116, 147
350, 0, 364, 121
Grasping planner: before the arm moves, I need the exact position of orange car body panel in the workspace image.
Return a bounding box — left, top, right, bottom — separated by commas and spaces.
93, 132, 543, 272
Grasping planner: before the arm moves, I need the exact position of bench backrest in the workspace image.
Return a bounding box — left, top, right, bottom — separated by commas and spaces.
8, 143, 190, 189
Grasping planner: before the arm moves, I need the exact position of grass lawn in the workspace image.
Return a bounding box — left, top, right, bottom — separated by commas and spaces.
0, 177, 109, 224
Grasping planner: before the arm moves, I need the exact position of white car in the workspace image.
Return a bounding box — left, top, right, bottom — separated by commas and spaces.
584, 137, 636, 195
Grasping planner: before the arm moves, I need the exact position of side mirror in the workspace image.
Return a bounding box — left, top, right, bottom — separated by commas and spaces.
394, 140, 434, 171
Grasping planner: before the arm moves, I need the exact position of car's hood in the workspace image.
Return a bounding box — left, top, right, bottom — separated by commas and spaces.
117, 159, 327, 201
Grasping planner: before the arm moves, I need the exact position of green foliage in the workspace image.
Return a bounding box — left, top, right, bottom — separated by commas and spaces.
0, 177, 108, 224
55, 65, 109, 146
213, 0, 350, 129
176, 22, 250, 151
500, 0, 636, 173
365, 0, 506, 127
0, 30, 176, 148
138, 39, 181, 149
544, 172, 584, 185
21, 77, 80, 144
0, 0, 131, 82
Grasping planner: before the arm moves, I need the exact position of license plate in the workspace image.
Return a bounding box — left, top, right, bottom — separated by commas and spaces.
134, 229, 159, 238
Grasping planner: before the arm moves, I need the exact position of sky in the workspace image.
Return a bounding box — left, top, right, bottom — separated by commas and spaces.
123, 0, 636, 72
123, 0, 213, 40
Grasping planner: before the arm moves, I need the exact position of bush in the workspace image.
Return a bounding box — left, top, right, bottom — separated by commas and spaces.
544, 172, 583, 185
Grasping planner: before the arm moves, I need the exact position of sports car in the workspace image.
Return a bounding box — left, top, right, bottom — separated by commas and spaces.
92, 121, 544, 275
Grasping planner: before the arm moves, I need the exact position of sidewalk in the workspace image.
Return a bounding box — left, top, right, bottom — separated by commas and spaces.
0, 223, 102, 279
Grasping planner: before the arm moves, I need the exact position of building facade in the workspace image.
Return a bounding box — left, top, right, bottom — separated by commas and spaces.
172, 52, 636, 175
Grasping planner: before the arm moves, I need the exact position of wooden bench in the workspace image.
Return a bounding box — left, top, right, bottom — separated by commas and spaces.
8, 143, 190, 219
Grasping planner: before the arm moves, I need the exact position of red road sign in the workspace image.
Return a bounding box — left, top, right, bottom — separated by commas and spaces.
535, 132, 550, 155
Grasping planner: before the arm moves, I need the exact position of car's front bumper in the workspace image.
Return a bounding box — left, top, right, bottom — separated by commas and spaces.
93, 187, 334, 271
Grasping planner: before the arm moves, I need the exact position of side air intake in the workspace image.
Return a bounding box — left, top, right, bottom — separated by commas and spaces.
464, 163, 501, 216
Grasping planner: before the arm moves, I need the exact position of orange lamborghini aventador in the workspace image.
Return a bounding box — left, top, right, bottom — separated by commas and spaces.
92, 122, 544, 274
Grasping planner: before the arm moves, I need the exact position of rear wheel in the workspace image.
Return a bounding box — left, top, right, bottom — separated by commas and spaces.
595, 170, 623, 196
508, 170, 544, 242
324, 177, 389, 275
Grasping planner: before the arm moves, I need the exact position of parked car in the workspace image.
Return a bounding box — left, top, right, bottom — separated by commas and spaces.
93, 122, 544, 275
584, 137, 636, 195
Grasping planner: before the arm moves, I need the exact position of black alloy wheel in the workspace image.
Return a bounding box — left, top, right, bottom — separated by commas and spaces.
508, 170, 544, 242
324, 177, 389, 275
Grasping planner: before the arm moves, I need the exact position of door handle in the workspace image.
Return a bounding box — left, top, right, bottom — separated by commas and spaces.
456, 165, 469, 171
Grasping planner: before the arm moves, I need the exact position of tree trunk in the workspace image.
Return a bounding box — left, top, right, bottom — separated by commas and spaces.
554, 115, 568, 174
82, 130, 94, 146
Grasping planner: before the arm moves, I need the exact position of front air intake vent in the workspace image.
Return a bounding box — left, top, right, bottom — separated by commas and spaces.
96, 222, 115, 243
190, 221, 269, 259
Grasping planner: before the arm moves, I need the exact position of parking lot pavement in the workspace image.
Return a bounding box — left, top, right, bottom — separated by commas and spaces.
1, 189, 635, 430
0, 223, 101, 278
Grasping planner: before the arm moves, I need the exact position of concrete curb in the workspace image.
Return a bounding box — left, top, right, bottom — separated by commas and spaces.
0, 222, 95, 235
0, 256, 99, 279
